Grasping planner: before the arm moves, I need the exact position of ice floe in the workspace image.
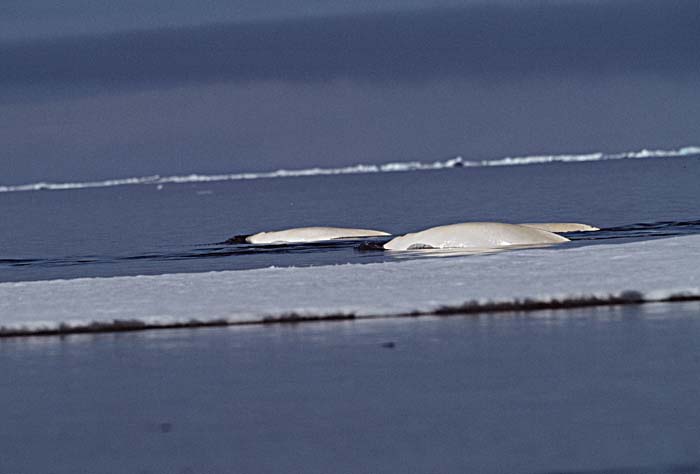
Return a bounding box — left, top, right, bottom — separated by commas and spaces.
1, 234, 699, 336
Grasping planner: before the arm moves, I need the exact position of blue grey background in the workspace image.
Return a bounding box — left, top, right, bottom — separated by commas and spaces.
1, 0, 699, 183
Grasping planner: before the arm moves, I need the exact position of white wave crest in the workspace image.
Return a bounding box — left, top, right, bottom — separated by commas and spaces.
1, 146, 698, 194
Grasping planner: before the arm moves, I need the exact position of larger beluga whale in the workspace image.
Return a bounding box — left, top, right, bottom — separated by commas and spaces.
231, 226, 390, 244
383, 222, 569, 251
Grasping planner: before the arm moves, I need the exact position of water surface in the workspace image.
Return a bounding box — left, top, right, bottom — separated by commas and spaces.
2, 155, 699, 282
2, 302, 699, 473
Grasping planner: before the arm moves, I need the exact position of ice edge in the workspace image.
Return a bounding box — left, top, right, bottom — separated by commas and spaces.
2, 289, 698, 338
2, 146, 699, 193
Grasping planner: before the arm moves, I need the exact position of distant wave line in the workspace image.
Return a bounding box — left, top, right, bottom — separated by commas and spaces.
2, 146, 699, 193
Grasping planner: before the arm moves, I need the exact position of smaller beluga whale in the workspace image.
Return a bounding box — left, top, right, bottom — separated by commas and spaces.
519, 223, 599, 233
383, 222, 570, 251
231, 226, 391, 244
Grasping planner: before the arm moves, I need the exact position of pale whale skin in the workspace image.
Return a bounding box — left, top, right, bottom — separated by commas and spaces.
520, 223, 599, 233
246, 226, 390, 244
383, 222, 569, 251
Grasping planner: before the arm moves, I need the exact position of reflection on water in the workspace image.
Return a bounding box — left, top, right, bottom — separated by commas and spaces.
386, 242, 555, 259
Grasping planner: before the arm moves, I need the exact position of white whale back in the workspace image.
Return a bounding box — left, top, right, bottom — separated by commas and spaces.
246, 226, 390, 244
383, 222, 569, 250
520, 222, 599, 233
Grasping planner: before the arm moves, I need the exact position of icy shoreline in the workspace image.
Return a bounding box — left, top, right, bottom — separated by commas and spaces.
1, 234, 699, 337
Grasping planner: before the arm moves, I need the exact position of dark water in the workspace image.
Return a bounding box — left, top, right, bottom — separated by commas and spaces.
2, 302, 700, 474
2, 155, 700, 282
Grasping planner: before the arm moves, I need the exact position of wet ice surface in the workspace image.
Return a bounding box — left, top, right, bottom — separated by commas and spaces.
1, 302, 699, 474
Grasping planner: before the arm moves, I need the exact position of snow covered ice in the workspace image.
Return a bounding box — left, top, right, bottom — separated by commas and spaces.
1, 234, 699, 336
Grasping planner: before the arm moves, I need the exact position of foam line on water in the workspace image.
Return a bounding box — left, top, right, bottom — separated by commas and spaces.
1, 146, 699, 193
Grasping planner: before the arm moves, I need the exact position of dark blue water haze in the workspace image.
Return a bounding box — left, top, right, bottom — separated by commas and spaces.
5, 2, 698, 88
0, 0, 499, 41
2, 1, 699, 183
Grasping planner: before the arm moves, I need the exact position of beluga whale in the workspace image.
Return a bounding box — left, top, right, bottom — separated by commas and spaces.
383, 222, 569, 251
230, 226, 391, 244
519, 223, 599, 233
